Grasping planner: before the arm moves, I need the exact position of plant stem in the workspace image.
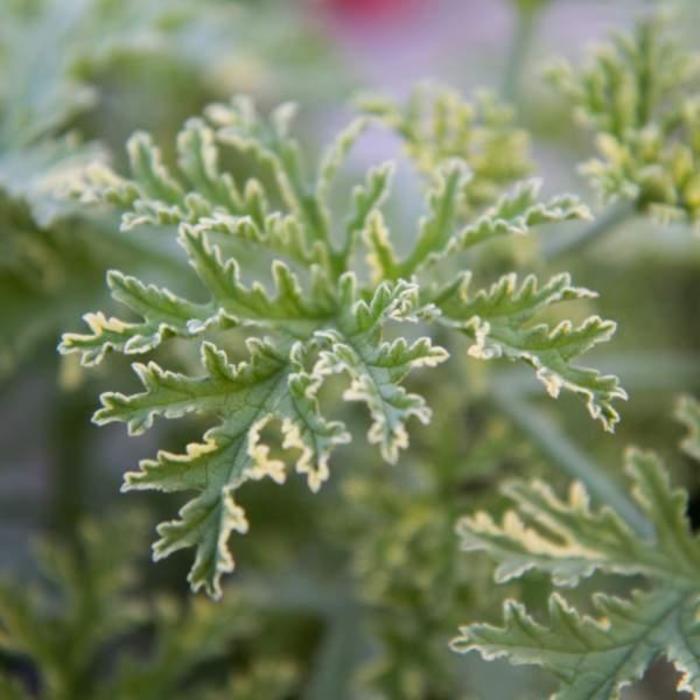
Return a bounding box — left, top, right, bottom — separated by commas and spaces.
502, 3, 542, 109
542, 200, 636, 261
490, 380, 652, 537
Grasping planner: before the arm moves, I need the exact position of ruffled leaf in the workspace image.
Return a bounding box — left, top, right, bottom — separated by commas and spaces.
549, 17, 700, 223
453, 446, 700, 698
61, 94, 623, 595
436, 272, 626, 430
116, 339, 350, 597
315, 276, 448, 463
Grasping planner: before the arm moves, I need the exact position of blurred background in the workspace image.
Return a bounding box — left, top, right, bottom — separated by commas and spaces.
1, 0, 699, 698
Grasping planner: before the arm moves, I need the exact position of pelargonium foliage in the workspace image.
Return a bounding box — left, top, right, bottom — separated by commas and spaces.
0, 0, 333, 375
61, 89, 625, 597
453, 395, 700, 699
549, 16, 700, 224
0, 511, 297, 700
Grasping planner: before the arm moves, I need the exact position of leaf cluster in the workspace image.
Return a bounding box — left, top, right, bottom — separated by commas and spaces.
0, 0, 335, 376
60, 87, 624, 596
549, 16, 700, 224
0, 512, 298, 700
453, 395, 700, 699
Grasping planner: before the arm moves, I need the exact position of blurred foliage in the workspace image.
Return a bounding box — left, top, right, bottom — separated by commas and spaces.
0, 512, 300, 699
359, 84, 532, 212
453, 397, 700, 698
1, 1, 700, 699
0, 0, 338, 377
549, 15, 700, 224
342, 398, 540, 699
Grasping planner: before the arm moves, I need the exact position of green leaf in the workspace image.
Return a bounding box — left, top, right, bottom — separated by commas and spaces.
58, 270, 220, 366
454, 589, 700, 700
207, 97, 331, 247
453, 447, 700, 698
366, 175, 590, 279
392, 160, 469, 277
179, 226, 335, 331
436, 272, 626, 431
61, 94, 623, 595
448, 179, 591, 253
341, 160, 394, 269
363, 209, 399, 283
549, 16, 700, 223
316, 116, 369, 204
315, 275, 448, 463
77, 121, 261, 232
115, 339, 350, 597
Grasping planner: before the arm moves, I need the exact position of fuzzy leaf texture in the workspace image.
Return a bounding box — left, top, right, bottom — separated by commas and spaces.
549, 16, 700, 224
61, 89, 623, 596
452, 401, 700, 699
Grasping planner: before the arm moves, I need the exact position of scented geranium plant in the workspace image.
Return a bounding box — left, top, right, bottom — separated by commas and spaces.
2, 3, 700, 699
452, 395, 700, 698
59, 86, 623, 598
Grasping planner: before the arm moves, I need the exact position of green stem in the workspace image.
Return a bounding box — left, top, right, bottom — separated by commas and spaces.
490, 380, 652, 537
502, 3, 542, 109
542, 200, 636, 261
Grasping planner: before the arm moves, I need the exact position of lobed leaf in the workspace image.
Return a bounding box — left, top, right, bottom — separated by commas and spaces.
453, 445, 700, 698
448, 179, 591, 253
550, 17, 700, 223
315, 276, 448, 463
58, 271, 220, 366
454, 589, 700, 700
436, 272, 626, 430
118, 339, 349, 597
61, 93, 623, 594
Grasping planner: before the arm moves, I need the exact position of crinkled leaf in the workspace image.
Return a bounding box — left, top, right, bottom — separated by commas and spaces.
549, 17, 700, 223
453, 448, 700, 698
59, 270, 221, 366
436, 271, 626, 430
448, 179, 591, 253
315, 276, 448, 463
114, 339, 349, 598
454, 589, 700, 700
61, 95, 623, 595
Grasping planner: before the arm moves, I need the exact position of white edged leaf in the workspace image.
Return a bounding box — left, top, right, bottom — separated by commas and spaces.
436, 271, 625, 431
454, 447, 700, 698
